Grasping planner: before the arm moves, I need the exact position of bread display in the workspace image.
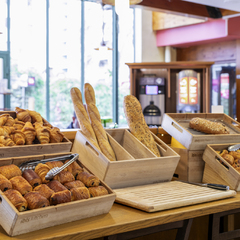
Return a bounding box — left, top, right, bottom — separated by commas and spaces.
10, 176, 32, 195
88, 186, 108, 197
24, 192, 50, 210
76, 171, 100, 187
50, 189, 72, 205
22, 169, 42, 188
4, 189, 28, 212
123, 95, 161, 157
0, 164, 22, 179
0, 174, 12, 192
70, 187, 90, 201
189, 117, 229, 134
70, 87, 100, 151
84, 83, 116, 161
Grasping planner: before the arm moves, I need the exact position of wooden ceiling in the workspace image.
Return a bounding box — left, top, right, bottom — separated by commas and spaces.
134, 0, 240, 19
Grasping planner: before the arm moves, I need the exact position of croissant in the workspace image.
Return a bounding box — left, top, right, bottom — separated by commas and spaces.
10, 176, 32, 195
11, 130, 25, 145
0, 173, 12, 192
64, 180, 85, 190
50, 189, 71, 205
15, 107, 31, 123
34, 184, 55, 200
64, 160, 83, 178
76, 171, 100, 187
0, 164, 22, 179
88, 186, 108, 197
24, 192, 50, 210
45, 161, 67, 171
49, 127, 64, 143
22, 169, 42, 188
53, 171, 75, 184
34, 122, 50, 144
70, 187, 90, 201
0, 144, 5, 147
47, 180, 67, 192
21, 122, 36, 145
4, 116, 15, 126
0, 114, 10, 126
42, 118, 52, 128
35, 163, 51, 183
4, 189, 28, 212
27, 110, 43, 124
13, 120, 25, 130
0, 126, 14, 136
0, 135, 16, 146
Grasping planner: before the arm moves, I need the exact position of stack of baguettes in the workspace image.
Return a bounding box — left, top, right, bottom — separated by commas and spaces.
70, 84, 116, 161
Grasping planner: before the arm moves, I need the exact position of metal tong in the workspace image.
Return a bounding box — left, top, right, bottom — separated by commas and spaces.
228, 144, 240, 152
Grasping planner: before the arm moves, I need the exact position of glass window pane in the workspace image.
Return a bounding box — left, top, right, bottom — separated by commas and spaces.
0, 0, 7, 51
49, 0, 81, 129
85, 2, 113, 125
10, 0, 46, 117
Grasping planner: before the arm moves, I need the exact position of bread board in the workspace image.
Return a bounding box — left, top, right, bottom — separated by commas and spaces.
114, 181, 236, 212
162, 113, 240, 151
71, 128, 180, 189
0, 152, 116, 236
202, 143, 240, 191
0, 111, 72, 158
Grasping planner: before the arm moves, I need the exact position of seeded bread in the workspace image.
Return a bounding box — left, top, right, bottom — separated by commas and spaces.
123, 95, 161, 157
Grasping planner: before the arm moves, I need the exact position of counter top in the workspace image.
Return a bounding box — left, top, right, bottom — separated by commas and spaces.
1, 193, 240, 240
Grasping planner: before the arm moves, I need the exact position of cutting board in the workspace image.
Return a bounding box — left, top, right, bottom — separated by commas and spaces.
114, 181, 236, 212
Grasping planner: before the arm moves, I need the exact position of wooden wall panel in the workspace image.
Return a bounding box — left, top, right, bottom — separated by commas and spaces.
177, 40, 237, 62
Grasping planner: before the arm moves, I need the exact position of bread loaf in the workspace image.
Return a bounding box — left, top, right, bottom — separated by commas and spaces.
84, 83, 116, 161
70, 87, 100, 151
123, 95, 161, 157
189, 117, 229, 134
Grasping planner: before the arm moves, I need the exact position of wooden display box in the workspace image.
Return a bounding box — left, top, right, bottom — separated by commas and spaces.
162, 113, 240, 151
202, 143, 240, 191
71, 128, 180, 189
0, 111, 72, 158
0, 152, 116, 236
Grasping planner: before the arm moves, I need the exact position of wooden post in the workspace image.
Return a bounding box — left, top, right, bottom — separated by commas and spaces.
236, 40, 240, 122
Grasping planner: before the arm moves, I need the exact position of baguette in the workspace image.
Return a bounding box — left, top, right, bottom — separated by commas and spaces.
123, 95, 161, 157
70, 87, 100, 151
189, 117, 229, 134
84, 83, 116, 161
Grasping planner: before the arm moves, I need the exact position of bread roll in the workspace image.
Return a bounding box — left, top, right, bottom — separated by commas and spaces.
4, 189, 28, 212
70, 87, 100, 151
24, 192, 50, 209
189, 117, 229, 134
76, 171, 100, 187
10, 176, 32, 195
84, 83, 116, 161
123, 95, 160, 157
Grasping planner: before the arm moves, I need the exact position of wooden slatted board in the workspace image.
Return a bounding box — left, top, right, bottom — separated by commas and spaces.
114, 181, 236, 212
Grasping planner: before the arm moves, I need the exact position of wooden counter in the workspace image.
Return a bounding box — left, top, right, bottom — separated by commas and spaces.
1, 193, 240, 240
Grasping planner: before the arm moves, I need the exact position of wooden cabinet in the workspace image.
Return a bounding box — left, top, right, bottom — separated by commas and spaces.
126, 61, 214, 114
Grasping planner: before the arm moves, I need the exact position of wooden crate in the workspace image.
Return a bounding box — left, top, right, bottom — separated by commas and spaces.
162, 113, 240, 151
202, 143, 240, 191
0, 152, 116, 236
0, 111, 72, 158
71, 128, 180, 189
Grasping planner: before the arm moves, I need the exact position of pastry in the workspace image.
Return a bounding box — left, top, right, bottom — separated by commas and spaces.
34, 184, 55, 200
11, 130, 25, 145
70, 187, 90, 201
10, 176, 32, 195
53, 171, 75, 184
0, 164, 22, 179
35, 163, 51, 183
0, 173, 12, 192
123, 95, 161, 157
84, 83, 116, 161
24, 192, 50, 209
45, 161, 67, 171
13, 120, 25, 130
50, 189, 72, 205
189, 117, 229, 134
64, 160, 83, 177
21, 122, 36, 145
4, 116, 15, 126
70, 87, 100, 150
0, 114, 10, 126
49, 127, 64, 143
27, 110, 43, 124
22, 169, 42, 188
47, 180, 67, 192
34, 122, 50, 144
76, 171, 100, 187
64, 180, 85, 190
88, 186, 108, 197
4, 189, 28, 212
15, 107, 31, 122
0, 135, 16, 146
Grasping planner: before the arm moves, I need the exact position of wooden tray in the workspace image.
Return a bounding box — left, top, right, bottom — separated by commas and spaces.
114, 181, 236, 212
202, 143, 240, 191
0, 111, 72, 158
0, 152, 116, 236
71, 129, 180, 189
162, 113, 240, 150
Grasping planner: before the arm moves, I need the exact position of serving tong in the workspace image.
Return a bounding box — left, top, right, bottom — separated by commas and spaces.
19, 153, 79, 180
228, 144, 240, 152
